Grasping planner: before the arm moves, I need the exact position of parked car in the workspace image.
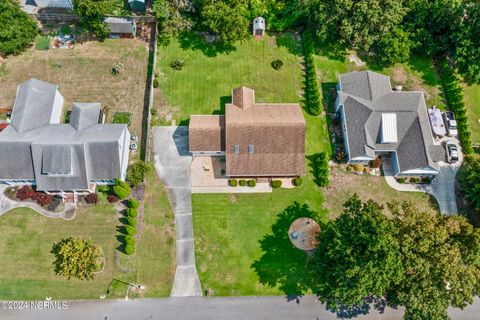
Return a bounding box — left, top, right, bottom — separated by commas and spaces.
445, 141, 459, 163
443, 111, 458, 136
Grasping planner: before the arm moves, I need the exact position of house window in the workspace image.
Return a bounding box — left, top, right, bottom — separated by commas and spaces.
248, 144, 254, 154
234, 145, 239, 154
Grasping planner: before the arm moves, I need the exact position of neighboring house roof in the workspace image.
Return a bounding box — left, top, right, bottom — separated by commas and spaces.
23, 0, 73, 9
0, 79, 128, 191
189, 115, 225, 152
189, 87, 306, 177
105, 17, 135, 34
338, 70, 439, 173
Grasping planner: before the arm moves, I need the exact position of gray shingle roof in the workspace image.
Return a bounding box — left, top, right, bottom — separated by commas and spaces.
0, 78, 129, 191
41, 145, 72, 174
105, 17, 135, 34
339, 71, 391, 101
70, 103, 101, 130
11, 79, 59, 133
343, 97, 372, 159
338, 71, 439, 174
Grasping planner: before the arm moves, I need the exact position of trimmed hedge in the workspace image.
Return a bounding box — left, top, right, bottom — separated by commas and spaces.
125, 244, 134, 255
293, 177, 303, 186
228, 179, 237, 187
126, 216, 137, 227
126, 208, 138, 218
248, 179, 256, 187
239, 179, 246, 186
438, 59, 473, 155
271, 180, 282, 188
113, 178, 131, 200
302, 31, 321, 116
127, 198, 139, 209
124, 225, 136, 236
313, 152, 329, 187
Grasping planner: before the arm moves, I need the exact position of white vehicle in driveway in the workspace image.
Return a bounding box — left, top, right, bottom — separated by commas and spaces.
445, 141, 459, 163
444, 111, 458, 136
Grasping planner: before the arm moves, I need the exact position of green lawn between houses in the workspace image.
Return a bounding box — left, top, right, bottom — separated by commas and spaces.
0, 167, 175, 300
157, 34, 439, 296
463, 83, 480, 148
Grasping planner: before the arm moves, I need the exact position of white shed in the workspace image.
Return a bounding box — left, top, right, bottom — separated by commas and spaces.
253, 17, 266, 38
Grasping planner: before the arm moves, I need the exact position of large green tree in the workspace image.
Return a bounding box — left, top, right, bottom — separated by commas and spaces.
73, 0, 113, 38
153, 0, 194, 36
404, 0, 463, 56
454, 2, 480, 83
51, 237, 102, 280
0, 0, 38, 56
196, 0, 249, 44
311, 195, 404, 310
308, 0, 408, 55
388, 202, 480, 319
458, 158, 480, 210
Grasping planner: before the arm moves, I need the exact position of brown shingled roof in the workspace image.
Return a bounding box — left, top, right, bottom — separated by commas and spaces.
189, 87, 306, 177
189, 115, 225, 152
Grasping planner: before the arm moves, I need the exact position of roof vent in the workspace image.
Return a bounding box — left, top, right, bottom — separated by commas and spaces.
381, 113, 398, 143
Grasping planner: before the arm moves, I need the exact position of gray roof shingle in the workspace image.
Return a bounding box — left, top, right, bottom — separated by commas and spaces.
338, 71, 440, 174
0, 78, 129, 191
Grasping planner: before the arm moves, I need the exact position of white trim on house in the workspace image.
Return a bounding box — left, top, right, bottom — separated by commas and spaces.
191, 151, 225, 157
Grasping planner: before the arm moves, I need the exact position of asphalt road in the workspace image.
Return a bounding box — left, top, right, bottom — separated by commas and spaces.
2, 296, 479, 320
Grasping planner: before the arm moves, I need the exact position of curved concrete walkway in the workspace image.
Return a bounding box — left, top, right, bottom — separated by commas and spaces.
382, 137, 463, 215
152, 126, 202, 297
0, 186, 76, 219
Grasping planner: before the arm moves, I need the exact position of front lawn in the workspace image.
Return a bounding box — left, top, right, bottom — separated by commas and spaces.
0, 169, 175, 300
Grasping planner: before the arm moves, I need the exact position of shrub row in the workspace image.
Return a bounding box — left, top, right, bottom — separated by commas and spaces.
438, 59, 474, 155
121, 198, 139, 255
313, 152, 329, 187
228, 179, 256, 187
113, 178, 131, 200
302, 31, 321, 116
271, 180, 282, 188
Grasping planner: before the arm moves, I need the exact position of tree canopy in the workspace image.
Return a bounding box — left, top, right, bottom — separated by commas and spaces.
73, 0, 112, 38
311, 195, 404, 310
197, 0, 249, 45
458, 158, 480, 210
311, 195, 480, 319
51, 237, 102, 280
454, 2, 480, 83
0, 0, 38, 56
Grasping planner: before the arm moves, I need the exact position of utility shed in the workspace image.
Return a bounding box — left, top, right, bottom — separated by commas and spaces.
128, 0, 145, 12
105, 17, 137, 38
253, 17, 265, 39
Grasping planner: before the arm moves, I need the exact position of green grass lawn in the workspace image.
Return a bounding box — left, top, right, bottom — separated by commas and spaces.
156, 33, 304, 121
0, 170, 175, 300
463, 83, 480, 146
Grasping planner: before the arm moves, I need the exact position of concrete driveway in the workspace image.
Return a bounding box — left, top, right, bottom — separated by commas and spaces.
152, 126, 202, 297
383, 136, 463, 215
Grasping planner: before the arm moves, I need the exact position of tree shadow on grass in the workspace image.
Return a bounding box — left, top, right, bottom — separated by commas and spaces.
251, 202, 320, 299
275, 32, 303, 56
177, 31, 237, 57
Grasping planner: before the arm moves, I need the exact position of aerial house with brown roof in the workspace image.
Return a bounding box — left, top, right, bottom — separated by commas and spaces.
189, 87, 306, 178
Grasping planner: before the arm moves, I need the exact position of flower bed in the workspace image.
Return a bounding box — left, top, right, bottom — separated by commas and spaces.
4, 186, 64, 212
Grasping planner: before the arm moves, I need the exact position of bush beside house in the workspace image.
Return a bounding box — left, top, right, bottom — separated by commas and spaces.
438, 59, 474, 155
312, 152, 329, 187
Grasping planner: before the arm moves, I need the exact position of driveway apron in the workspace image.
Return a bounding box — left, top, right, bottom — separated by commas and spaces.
152, 126, 202, 297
